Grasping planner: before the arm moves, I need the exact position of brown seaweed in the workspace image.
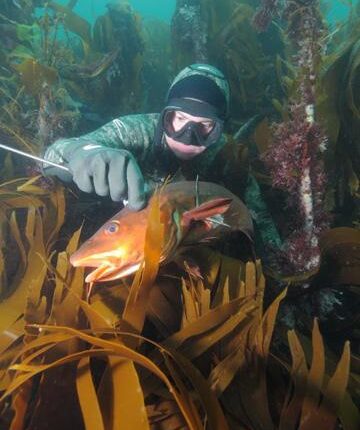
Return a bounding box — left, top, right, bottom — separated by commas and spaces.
0, 182, 357, 429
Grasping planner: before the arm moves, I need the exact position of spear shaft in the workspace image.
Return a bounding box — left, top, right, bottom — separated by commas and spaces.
0, 143, 69, 172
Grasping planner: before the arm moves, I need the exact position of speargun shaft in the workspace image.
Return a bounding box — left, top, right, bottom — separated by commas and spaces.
0, 143, 69, 172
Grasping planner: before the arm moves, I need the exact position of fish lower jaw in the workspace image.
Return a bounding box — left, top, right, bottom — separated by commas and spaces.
84, 262, 142, 283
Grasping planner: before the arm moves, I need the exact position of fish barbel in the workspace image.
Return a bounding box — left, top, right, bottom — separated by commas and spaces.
70, 181, 254, 283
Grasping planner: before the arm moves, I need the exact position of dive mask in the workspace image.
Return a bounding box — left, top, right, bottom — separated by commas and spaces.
161, 98, 224, 147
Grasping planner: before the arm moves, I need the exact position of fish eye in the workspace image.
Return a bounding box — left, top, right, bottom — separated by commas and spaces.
106, 222, 119, 234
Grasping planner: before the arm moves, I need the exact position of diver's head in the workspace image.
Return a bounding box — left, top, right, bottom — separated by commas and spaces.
160, 64, 230, 160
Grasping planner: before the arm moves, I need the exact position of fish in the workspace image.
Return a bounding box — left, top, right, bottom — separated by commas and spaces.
70, 181, 254, 283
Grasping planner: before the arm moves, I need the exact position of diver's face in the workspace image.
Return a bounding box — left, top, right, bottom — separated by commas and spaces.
165, 111, 215, 160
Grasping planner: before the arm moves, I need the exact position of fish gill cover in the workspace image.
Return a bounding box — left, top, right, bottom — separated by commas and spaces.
0, 1, 359, 429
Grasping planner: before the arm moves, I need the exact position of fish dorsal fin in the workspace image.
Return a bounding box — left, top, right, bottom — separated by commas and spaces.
182, 198, 232, 228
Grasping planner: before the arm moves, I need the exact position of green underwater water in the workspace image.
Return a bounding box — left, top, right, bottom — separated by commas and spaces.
45, 0, 353, 36
324, 0, 350, 24
56, 0, 176, 24
39, 0, 352, 32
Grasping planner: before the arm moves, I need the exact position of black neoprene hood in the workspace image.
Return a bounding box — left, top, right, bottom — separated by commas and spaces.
167, 74, 228, 120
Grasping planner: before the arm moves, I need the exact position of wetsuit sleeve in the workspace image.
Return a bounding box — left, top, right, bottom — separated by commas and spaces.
43, 113, 159, 168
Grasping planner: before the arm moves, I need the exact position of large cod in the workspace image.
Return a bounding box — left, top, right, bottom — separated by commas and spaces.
70, 181, 254, 283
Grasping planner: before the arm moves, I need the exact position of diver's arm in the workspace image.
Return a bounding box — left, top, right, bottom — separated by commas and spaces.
43, 113, 159, 209
43, 113, 159, 171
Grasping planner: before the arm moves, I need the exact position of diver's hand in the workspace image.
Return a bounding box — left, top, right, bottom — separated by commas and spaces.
69, 146, 147, 210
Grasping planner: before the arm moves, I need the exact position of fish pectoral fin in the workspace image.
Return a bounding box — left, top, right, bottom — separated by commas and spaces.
182, 198, 232, 227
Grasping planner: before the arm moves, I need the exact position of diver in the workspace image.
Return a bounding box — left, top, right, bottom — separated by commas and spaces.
43, 63, 281, 252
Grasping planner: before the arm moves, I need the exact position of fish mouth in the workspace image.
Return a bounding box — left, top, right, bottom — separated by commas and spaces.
84, 262, 141, 283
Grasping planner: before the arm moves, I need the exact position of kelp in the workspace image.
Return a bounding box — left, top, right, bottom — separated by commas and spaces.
142, 19, 171, 111
0, 189, 226, 429
90, 2, 145, 115
0, 123, 36, 156
0, 176, 65, 332
48, 1, 91, 47
59, 49, 120, 81
0, 0, 147, 143
171, 1, 280, 118
210, 4, 268, 102
315, 15, 360, 214
0, 2, 84, 156
318, 227, 360, 286
0, 182, 357, 430
12, 59, 58, 97
280, 320, 351, 430
0, 180, 65, 429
